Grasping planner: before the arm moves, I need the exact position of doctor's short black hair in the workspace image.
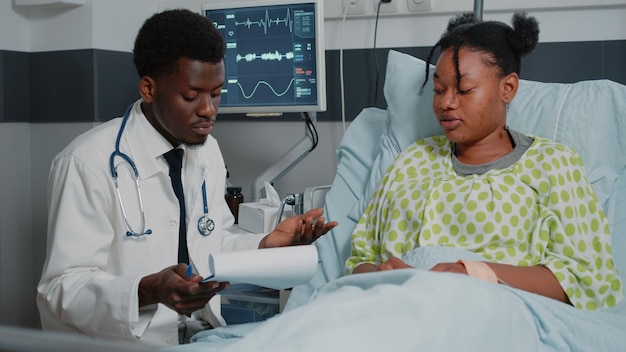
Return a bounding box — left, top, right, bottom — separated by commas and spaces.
133, 8, 226, 80
422, 12, 539, 91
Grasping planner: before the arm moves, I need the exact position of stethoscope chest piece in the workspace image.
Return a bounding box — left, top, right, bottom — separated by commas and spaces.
197, 215, 215, 236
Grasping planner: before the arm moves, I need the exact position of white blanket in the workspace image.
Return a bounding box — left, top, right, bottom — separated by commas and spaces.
165, 247, 626, 352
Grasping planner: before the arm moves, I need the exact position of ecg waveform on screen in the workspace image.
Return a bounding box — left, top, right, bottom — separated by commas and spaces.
235, 8, 293, 34
235, 78, 295, 99
236, 50, 295, 63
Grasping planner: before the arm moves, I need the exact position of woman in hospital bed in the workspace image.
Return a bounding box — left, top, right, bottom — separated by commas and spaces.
347, 12, 623, 310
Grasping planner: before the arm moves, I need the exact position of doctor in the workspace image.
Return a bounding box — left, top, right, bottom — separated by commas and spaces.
37, 8, 337, 347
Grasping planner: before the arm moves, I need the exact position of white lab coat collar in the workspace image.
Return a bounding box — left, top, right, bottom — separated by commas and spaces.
121, 100, 212, 181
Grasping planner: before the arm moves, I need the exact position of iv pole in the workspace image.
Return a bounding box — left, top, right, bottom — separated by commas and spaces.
474, 0, 484, 20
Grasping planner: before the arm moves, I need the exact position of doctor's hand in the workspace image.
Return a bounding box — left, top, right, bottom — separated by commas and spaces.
138, 264, 229, 316
259, 208, 338, 248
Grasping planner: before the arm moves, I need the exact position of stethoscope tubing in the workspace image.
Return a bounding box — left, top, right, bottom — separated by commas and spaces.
110, 103, 213, 237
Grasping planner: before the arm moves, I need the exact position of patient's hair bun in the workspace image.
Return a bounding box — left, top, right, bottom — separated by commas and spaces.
509, 12, 540, 57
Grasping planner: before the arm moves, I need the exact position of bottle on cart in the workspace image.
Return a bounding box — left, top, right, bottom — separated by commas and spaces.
225, 186, 244, 224
225, 166, 233, 195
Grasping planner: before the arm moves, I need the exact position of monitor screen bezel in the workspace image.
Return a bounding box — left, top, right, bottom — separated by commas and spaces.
202, 0, 326, 115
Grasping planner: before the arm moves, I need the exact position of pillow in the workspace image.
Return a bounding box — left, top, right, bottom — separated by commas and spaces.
347, 50, 441, 221
286, 107, 388, 309
332, 107, 388, 204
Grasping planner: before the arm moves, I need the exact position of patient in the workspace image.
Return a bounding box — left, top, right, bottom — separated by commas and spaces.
346, 12, 623, 310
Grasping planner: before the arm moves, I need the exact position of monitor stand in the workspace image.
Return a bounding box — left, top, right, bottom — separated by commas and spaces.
250, 111, 317, 202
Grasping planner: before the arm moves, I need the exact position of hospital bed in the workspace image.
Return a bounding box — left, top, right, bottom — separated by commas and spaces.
166, 49, 626, 351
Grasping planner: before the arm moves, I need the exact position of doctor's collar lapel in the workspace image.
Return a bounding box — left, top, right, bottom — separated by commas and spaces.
121, 101, 174, 181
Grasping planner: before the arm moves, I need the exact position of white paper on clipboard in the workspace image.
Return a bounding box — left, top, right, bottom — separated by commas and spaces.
201, 245, 319, 290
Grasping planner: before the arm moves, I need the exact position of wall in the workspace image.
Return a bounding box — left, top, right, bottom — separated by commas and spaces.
0, 0, 33, 328
0, 0, 624, 330
324, 0, 626, 47
0, 123, 34, 326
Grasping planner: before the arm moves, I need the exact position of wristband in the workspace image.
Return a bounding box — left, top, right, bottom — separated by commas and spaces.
456, 260, 498, 284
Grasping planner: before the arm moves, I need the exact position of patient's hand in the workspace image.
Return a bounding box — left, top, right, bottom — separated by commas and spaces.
353, 257, 413, 273
378, 257, 413, 271
429, 262, 468, 274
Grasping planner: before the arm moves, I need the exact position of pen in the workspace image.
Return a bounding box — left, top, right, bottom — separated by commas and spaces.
184, 264, 194, 318
185, 264, 193, 279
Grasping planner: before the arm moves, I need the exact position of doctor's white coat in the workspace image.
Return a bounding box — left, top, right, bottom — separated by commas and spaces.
37, 100, 264, 347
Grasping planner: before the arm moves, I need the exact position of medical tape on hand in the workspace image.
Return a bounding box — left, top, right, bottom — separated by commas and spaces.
456, 260, 498, 284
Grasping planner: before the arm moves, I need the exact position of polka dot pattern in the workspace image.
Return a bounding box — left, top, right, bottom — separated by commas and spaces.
347, 136, 623, 310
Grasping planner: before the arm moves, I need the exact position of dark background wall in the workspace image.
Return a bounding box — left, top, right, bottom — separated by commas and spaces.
1, 40, 625, 123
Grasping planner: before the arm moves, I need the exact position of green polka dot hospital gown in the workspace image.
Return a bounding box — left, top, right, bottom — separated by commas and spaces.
347, 133, 623, 310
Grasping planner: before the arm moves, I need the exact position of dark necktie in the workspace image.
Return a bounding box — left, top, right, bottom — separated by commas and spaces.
163, 148, 189, 264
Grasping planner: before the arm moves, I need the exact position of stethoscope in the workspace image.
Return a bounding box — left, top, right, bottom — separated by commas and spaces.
109, 104, 215, 237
